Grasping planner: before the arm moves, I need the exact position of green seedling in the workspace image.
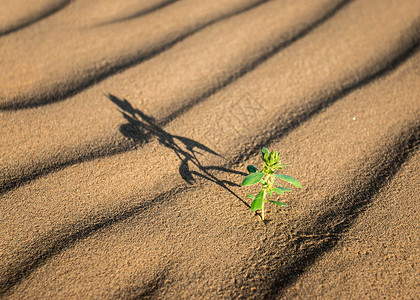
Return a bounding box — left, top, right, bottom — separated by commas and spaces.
242, 147, 302, 220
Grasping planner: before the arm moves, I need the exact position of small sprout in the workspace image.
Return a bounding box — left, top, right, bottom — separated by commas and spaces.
241, 147, 302, 220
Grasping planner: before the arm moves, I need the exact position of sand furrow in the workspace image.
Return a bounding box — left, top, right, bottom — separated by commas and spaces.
47, 0, 192, 29
1, 0, 418, 298
0, 0, 71, 36
0, 0, 351, 193
2, 40, 419, 299
2, 0, 419, 271
264, 122, 419, 298
95, 0, 179, 26
280, 149, 420, 299
136, 51, 420, 298
1, 0, 419, 297
0, 0, 264, 109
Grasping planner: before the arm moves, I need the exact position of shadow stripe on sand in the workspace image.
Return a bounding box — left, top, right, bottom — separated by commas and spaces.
0, 0, 72, 36
0, 0, 268, 110
2, 25, 417, 197
0, 0, 352, 194
2, 3, 420, 295
2, 107, 418, 298
267, 121, 420, 297
0, 185, 192, 296
233, 41, 420, 165
1, 42, 418, 294
94, 0, 180, 26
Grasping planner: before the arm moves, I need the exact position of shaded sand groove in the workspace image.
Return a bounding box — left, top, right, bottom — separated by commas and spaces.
0, 0, 71, 36
1, 0, 419, 298
2, 0, 420, 266
1, 44, 419, 298
0, 0, 351, 193
94, 0, 180, 26
265, 123, 419, 298
1, 0, 418, 195
0, 0, 266, 110
280, 150, 420, 299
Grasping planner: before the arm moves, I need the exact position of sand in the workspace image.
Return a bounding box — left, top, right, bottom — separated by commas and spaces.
1, 0, 419, 298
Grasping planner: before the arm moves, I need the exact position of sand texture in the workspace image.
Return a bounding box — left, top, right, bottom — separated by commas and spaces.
1, 0, 419, 298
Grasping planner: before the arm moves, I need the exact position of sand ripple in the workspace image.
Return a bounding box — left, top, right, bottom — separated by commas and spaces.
1, 0, 419, 298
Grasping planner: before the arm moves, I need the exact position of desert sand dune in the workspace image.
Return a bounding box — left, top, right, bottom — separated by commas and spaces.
2, 0, 418, 193
280, 149, 420, 298
0, 0, 264, 109
1, 0, 419, 298
1, 45, 418, 299
0, 0, 348, 193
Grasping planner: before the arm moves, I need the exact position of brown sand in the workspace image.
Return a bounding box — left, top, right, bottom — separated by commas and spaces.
1, 0, 419, 298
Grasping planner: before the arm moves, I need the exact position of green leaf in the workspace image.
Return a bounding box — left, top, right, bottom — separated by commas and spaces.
268, 200, 288, 207
272, 187, 284, 195
263, 151, 270, 162
247, 165, 258, 173
274, 186, 292, 193
262, 147, 269, 162
262, 147, 268, 156
274, 174, 302, 188
246, 194, 255, 200
273, 163, 290, 170
251, 190, 265, 212
242, 172, 264, 186
268, 190, 272, 197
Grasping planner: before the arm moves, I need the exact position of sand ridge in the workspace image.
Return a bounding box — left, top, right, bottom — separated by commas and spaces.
0, 0, 265, 109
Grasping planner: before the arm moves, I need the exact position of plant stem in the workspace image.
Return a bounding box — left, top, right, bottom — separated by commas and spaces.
261, 201, 265, 220
261, 174, 273, 220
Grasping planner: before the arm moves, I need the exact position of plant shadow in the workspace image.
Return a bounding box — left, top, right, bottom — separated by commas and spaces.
108, 94, 249, 207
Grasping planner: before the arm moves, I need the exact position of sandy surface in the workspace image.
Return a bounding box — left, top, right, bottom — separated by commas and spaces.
1, 0, 419, 298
